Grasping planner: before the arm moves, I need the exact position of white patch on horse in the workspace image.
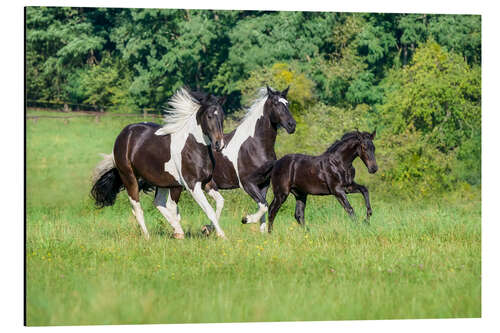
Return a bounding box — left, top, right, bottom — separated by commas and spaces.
244, 202, 268, 224
155, 88, 210, 188
208, 188, 224, 222
221, 87, 269, 188
278, 97, 288, 105
128, 196, 150, 240
154, 188, 183, 236
190, 182, 226, 238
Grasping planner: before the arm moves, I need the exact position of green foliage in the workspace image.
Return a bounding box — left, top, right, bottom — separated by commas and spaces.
25, 8, 482, 192
379, 40, 481, 151
240, 63, 315, 113
376, 129, 457, 197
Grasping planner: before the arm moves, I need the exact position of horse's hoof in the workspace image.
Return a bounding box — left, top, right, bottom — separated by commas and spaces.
216, 232, 227, 240
241, 217, 248, 224
201, 225, 211, 236
173, 233, 185, 239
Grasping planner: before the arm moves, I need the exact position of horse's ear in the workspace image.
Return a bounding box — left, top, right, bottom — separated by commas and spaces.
219, 95, 227, 106
282, 86, 290, 98
370, 129, 376, 140
355, 128, 362, 140
203, 93, 211, 104
266, 85, 274, 96
188, 89, 206, 104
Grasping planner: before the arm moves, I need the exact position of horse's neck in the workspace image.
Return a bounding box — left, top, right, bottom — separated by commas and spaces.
327, 140, 359, 167
172, 116, 209, 152
226, 109, 277, 155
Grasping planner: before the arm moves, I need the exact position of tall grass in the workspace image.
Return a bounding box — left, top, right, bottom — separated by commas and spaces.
26, 110, 481, 325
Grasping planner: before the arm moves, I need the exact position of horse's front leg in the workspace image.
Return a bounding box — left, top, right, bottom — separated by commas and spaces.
190, 182, 226, 238
333, 188, 356, 219
346, 182, 372, 221
201, 181, 224, 236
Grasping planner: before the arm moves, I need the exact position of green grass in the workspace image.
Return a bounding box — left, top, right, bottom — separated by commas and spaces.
26, 110, 481, 325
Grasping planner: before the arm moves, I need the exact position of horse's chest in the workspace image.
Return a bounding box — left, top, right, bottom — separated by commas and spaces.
163, 134, 213, 190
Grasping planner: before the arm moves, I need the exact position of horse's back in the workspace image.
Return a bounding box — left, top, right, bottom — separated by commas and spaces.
113, 122, 180, 187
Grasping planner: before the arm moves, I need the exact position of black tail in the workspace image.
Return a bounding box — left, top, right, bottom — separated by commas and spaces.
91, 168, 124, 208
248, 160, 277, 186
90, 152, 155, 208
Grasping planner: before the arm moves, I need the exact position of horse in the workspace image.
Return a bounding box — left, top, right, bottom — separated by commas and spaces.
176, 85, 296, 235
90, 88, 227, 239
257, 130, 378, 233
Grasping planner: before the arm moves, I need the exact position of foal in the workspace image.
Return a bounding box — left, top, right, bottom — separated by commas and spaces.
264, 130, 378, 233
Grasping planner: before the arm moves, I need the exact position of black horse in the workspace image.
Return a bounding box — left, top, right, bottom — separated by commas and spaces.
255, 130, 378, 233
91, 88, 227, 239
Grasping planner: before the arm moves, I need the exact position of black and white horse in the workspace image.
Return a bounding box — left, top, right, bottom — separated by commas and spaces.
91, 88, 227, 239
178, 86, 297, 234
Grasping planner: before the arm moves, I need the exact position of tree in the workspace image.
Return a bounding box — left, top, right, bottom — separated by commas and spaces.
379, 40, 481, 151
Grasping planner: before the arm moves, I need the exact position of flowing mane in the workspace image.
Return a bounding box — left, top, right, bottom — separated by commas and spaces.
155, 88, 201, 136
240, 87, 269, 123
324, 131, 361, 154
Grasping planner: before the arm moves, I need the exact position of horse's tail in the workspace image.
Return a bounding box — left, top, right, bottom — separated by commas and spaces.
249, 160, 277, 186
90, 153, 123, 208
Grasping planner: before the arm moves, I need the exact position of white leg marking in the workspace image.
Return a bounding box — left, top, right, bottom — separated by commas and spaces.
245, 202, 268, 224
128, 196, 150, 240
154, 188, 184, 237
190, 182, 225, 238
207, 189, 225, 222
260, 222, 267, 233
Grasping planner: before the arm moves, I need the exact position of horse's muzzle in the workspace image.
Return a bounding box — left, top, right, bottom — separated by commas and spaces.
369, 165, 378, 174
214, 139, 224, 152
286, 121, 296, 134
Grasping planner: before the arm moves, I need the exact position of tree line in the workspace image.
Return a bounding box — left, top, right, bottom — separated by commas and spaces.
26, 7, 481, 192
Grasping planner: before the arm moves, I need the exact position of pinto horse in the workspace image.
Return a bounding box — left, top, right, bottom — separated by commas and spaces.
183, 86, 296, 235
91, 88, 227, 239
259, 130, 378, 233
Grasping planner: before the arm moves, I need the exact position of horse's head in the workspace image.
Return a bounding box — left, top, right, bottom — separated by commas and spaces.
191, 90, 226, 152
264, 85, 296, 134
356, 130, 378, 174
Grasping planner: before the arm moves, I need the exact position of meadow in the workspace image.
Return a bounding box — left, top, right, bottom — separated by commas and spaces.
26, 110, 481, 325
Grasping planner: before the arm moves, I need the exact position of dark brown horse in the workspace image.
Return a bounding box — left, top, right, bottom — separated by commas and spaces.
176, 86, 296, 235
257, 130, 378, 233
91, 88, 227, 239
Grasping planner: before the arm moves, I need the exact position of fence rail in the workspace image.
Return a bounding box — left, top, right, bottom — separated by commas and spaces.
26, 100, 158, 115
27, 105, 162, 120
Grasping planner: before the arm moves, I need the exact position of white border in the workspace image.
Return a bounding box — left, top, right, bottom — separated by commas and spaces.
4, 1, 499, 332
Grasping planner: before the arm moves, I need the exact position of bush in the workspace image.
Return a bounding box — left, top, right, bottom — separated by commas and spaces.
240, 63, 315, 113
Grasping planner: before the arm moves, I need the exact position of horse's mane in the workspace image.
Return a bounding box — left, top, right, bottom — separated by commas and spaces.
240, 87, 269, 123
324, 131, 363, 154
155, 88, 201, 136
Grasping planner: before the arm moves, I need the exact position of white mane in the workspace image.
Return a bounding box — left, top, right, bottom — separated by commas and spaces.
240, 87, 269, 124
155, 88, 201, 136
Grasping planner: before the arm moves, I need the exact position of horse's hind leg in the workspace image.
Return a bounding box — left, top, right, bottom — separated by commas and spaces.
258, 185, 270, 233
294, 193, 307, 228
118, 169, 150, 239
154, 187, 184, 239
241, 181, 268, 227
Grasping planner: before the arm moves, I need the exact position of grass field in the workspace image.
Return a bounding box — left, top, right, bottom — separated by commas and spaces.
26, 110, 481, 325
